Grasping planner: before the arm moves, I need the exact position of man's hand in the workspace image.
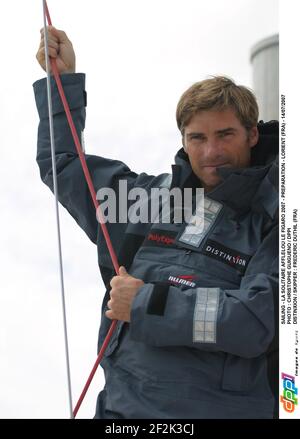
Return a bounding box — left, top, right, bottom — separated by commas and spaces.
105, 267, 144, 322
36, 26, 76, 74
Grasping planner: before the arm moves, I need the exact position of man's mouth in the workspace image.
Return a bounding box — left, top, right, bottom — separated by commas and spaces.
203, 162, 229, 168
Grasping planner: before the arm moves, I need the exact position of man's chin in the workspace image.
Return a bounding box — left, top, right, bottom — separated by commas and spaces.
200, 175, 223, 191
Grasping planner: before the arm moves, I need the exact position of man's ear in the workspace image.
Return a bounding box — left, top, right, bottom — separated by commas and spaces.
249, 126, 259, 148
182, 136, 187, 152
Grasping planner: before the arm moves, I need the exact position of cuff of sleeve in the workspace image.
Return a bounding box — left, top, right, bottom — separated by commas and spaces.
129, 283, 154, 343
130, 283, 199, 348
33, 73, 86, 120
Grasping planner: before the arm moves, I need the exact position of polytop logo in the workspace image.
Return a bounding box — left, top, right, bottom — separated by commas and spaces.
280, 373, 298, 413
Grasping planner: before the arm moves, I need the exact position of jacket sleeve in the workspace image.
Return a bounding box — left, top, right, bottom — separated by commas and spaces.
33, 73, 140, 244
129, 224, 279, 359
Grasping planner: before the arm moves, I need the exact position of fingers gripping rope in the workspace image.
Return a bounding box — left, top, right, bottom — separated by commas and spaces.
43, 0, 120, 418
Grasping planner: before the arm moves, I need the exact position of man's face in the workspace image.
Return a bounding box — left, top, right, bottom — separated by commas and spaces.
183, 108, 258, 192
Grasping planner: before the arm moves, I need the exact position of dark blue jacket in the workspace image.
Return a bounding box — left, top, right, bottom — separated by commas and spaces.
33, 73, 279, 419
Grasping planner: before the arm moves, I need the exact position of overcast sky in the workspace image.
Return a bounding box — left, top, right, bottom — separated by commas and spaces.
0, 0, 280, 419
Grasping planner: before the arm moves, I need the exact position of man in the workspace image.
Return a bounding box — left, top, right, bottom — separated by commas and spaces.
34, 26, 279, 419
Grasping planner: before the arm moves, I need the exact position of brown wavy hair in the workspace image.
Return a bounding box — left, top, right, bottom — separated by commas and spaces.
176, 76, 259, 134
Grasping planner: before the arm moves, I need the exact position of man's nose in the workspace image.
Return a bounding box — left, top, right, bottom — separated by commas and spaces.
203, 138, 222, 159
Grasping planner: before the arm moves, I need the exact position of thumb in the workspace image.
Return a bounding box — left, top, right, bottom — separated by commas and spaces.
119, 266, 129, 276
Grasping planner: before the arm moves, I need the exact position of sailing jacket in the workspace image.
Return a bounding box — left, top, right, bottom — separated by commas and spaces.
33, 73, 279, 419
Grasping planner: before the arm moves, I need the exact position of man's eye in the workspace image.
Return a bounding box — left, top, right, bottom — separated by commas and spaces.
191, 135, 204, 141
220, 132, 233, 138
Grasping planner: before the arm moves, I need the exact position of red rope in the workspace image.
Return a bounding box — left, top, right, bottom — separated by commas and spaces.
44, 0, 120, 418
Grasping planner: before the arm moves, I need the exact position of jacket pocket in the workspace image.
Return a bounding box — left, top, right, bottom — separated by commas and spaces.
221, 354, 251, 392
99, 318, 127, 358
